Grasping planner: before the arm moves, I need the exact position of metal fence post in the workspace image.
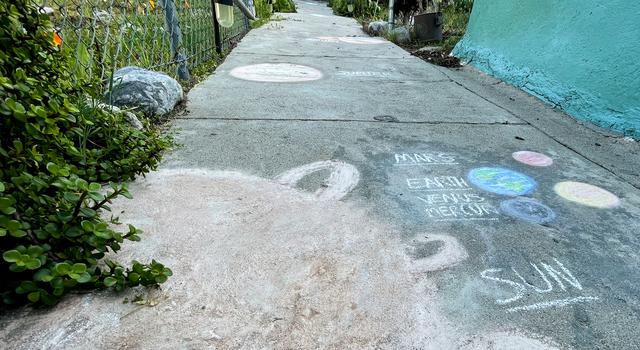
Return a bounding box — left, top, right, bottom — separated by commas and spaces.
162, 0, 190, 80
210, 0, 223, 53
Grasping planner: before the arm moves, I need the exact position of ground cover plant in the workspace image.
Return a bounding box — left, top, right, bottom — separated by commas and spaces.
1, 0, 172, 306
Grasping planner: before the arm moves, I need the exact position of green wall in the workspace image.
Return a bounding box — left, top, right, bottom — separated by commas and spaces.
453, 0, 640, 138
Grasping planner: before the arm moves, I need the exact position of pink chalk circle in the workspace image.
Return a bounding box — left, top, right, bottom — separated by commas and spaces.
316, 36, 386, 44
512, 151, 553, 167
554, 181, 620, 209
230, 63, 323, 82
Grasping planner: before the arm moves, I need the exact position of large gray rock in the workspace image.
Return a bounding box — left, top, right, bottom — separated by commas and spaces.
105, 67, 184, 116
367, 21, 388, 36
390, 26, 411, 44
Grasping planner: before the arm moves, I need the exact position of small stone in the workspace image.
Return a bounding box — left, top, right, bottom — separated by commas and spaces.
93, 10, 112, 23
390, 26, 411, 44
95, 102, 144, 130
414, 46, 442, 54
367, 21, 388, 36
39, 6, 54, 15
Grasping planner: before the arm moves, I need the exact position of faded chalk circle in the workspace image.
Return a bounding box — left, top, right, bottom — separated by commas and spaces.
229, 63, 323, 82
554, 181, 620, 209
274, 160, 360, 201
409, 234, 468, 273
512, 151, 553, 167
468, 167, 537, 196
500, 197, 556, 224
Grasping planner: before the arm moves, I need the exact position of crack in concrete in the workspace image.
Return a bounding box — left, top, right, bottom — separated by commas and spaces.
176, 116, 528, 125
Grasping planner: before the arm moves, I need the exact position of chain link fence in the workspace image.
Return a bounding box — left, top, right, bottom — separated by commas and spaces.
36, 0, 251, 85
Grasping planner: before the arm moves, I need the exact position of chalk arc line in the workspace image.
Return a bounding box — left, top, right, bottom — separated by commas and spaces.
410, 234, 468, 273
274, 160, 360, 201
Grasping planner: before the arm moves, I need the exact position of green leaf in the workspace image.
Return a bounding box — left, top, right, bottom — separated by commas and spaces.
103, 277, 117, 287
71, 263, 86, 274
76, 272, 91, 283
3, 250, 21, 263
34, 269, 53, 282
81, 220, 94, 232
54, 262, 71, 275
27, 291, 40, 303
25, 258, 42, 270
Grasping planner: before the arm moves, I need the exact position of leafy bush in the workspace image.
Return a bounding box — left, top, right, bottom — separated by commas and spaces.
1, 0, 172, 305
251, 0, 273, 28
330, 0, 385, 20
273, 0, 297, 13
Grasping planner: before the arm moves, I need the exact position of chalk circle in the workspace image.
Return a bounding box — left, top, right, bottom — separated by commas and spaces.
316, 36, 386, 45
468, 167, 537, 196
229, 63, 323, 83
512, 151, 553, 167
409, 234, 468, 273
554, 181, 620, 209
500, 197, 556, 225
274, 160, 360, 201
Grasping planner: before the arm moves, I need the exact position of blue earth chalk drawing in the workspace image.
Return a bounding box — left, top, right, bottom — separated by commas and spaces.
500, 197, 556, 224
468, 167, 537, 196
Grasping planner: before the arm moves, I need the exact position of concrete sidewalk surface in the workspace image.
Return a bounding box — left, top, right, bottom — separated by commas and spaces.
2, 1, 639, 349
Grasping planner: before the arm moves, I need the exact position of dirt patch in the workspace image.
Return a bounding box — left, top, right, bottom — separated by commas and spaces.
412, 48, 462, 68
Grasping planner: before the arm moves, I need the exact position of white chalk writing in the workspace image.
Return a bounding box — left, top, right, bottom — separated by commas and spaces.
480, 258, 598, 313
336, 71, 392, 78
407, 176, 470, 190
394, 153, 458, 166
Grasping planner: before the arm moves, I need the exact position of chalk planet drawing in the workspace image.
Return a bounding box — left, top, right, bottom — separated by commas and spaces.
229, 63, 323, 83
467, 167, 537, 196
554, 181, 620, 209
512, 151, 553, 167
315, 36, 387, 44
500, 197, 556, 224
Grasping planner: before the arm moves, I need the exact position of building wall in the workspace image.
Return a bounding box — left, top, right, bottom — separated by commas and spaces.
452, 0, 640, 138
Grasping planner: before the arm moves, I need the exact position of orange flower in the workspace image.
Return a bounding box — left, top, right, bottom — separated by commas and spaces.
53, 31, 62, 47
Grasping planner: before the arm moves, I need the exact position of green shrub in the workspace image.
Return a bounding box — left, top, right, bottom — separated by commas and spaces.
251, 0, 273, 28
273, 0, 296, 13
331, 0, 385, 21
1, 0, 172, 306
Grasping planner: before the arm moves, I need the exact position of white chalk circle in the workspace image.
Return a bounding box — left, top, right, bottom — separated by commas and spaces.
316, 36, 387, 45
409, 234, 468, 273
229, 63, 323, 83
275, 160, 360, 201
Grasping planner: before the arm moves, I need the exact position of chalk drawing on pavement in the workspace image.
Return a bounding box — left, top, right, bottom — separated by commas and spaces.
512, 151, 553, 167
417, 194, 500, 221
230, 63, 323, 82
336, 71, 392, 78
468, 167, 537, 196
314, 36, 387, 44
394, 153, 458, 166
554, 181, 620, 209
409, 234, 468, 273
480, 258, 598, 313
500, 197, 556, 225
274, 160, 360, 201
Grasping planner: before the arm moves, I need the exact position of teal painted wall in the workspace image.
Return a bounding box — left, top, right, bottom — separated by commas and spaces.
453, 0, 640, 138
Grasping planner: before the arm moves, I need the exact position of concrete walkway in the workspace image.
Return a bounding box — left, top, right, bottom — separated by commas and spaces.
3, 1, 640, 349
